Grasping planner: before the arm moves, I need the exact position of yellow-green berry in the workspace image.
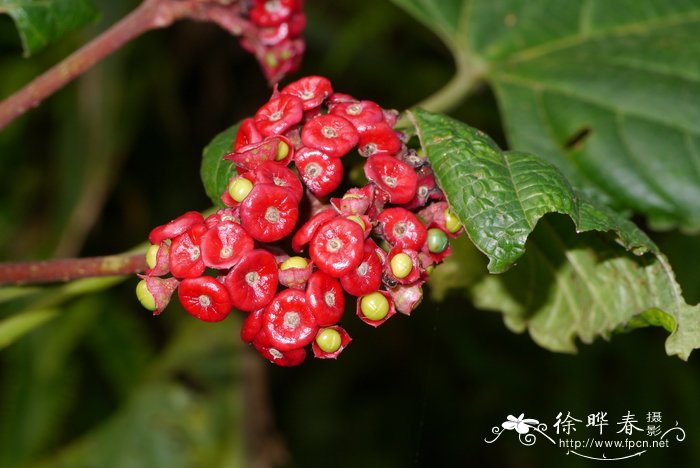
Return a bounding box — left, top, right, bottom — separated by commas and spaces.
315, 328, 342, 353
444, 208, 462, 233
145, 244, 160, 270
360, 292, 390, 321
390, 253, 413, 279
427, 228, 449, 253
280, 256, 308, 270
276, 141, 290, 161
136, 280, 156, 311
229, 177, 254, 203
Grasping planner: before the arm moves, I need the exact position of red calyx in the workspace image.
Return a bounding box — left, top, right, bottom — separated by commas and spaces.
253, 330, 307, 366
262, 289, 318, 351
294, 147, 343, 197
225, 135, 294, 172
149, 211, 204, 244
339, 238, 383, 296
301, 114, 359, 158
309, 218, 364, 277
234, 118, 263, 151
254, 94, 304, 137
357, 121, 402, 157
224, 249, 279, 312
253, 161, 303, 203
306, 271, 345, 326
329, 100, 384, 132
241, 307, 265, 344
376, 207, 427, 251
178, 276, 232, 322
364, 154, 418, 205
240, 184, 299, 242
200, 221, 254, 269
249, 0, 295, 27
291, 208, 338, 253
280, 75, 333, 111
169, 224, 206, 279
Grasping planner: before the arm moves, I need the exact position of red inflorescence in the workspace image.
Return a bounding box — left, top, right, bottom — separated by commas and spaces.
137, 75, 461, 367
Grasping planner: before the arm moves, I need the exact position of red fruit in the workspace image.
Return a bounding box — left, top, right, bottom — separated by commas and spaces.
339, 239, 383, 296
262, 289, 318, 351
287, 12, 306, 37
294, 147, 343, 197
364, 154, 418, 204
291, 208, 338, 253
169, 224, 206, 279
224, 249, 279, 312
252, 160, 303, 203
234, 118, 263, 151
254, 331, 307, 366
241, 307, 265, 344
225, 135, 294, 171
310, 218, 364, 277
306, 271, 345, 326
148, 211, 203, 244
312, 326, 352, 359
259, 22, 291, 46
404, 166, 438, 209
178, 276, 232, 322
301, 114, 359, 158
254, 94, 304, 136
329, 100, 384, 132
205, 208, 240, 228
200, 221, 254, 269
357, 121, 402, 157
240, 184, 299, 242
376, 207, 427, 250
250, 0, 295, 27
280, 75, 332, 111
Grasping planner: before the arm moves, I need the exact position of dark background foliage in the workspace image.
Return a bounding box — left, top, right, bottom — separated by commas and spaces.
1, 1, 699, 466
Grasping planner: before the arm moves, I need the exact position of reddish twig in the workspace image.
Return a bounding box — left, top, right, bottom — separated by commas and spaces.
0, 0, 249, 131
0, 253, 148, 286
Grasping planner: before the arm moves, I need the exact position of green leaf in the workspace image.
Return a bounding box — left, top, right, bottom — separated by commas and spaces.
392, 0, 700, 230
410, 108, 654, 273
200, 123, 239, 208
0, 0, 98, 56
411, 108, 700, 359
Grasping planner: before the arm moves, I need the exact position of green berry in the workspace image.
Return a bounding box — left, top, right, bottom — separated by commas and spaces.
360, 292, 390, 321
390, 252, 413, 279
315, 328, 342, 353
145, 244, 159, 270
427, 228, 449, 253
136, 280, 156, 311
276, 141, 290, 161
229, 177, 254, 203
444, 208, 461, 233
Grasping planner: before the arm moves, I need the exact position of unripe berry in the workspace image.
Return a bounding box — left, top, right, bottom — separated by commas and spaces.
315, 328, 342, 353
359, 291, 390, 321
280, 256, 308, 270
390, 252, 413, 279
444, 208, 462, 233
427, 228, 448, 253
228, 176, 254, 203
136, 280, 156, 311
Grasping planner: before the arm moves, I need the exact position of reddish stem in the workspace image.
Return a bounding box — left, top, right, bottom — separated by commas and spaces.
0, 253, 148, 286
0, 0, 220, 130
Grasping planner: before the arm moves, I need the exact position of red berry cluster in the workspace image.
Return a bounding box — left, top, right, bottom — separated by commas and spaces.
136, 75, 463, 367
239, 0, 306, 84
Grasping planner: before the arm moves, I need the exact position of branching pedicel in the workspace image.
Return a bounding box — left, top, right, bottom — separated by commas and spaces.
136, 75, 464, 366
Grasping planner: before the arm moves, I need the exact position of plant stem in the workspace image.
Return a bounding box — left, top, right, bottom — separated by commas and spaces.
0, 0, 204, 131
0, 253, 148, 286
